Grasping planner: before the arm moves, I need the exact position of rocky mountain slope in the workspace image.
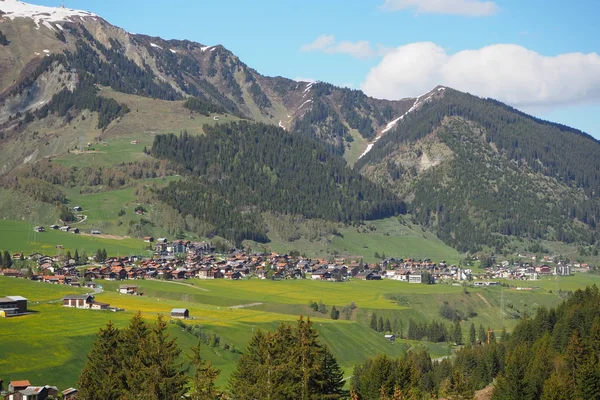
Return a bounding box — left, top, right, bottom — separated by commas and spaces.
1, 0, 599, 255
357, 88, 600, 252
0, 0, 414, 171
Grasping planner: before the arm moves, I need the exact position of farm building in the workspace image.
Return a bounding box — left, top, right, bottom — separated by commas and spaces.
170, 308, 189, 319
62, 294, 109, 310
62, 388, 78, 400
0, 296, 28, 317
8, 380, 31, 392
143, 236, 155, 243
49, 224, 59, 230
8, 384, 59, 399
408, 274, 422, 284
119, 285, 138, 295
91, 230, 101, 235
71, 228, 80, 234
384, 334, 396, 342
33, 226, 45, 233
73, 206, 82, 212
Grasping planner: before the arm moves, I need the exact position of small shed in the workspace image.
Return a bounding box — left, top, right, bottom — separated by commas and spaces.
384, 334, 396, 342
73, 206, 82, 212
170, 308, 189, 319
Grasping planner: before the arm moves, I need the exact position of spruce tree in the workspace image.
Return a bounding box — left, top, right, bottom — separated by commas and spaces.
74, 249, 80, 265
384, 318, 392, 333
370, 313, 378, 330
144, 315, 187, 399
3, 251, 12, 268
187, 341, 220, 400
469, 323, 476, 344
378, 316, 384, 333
478, 324, 486, 344
78, 321, 124, 399
453, 321, 463, 345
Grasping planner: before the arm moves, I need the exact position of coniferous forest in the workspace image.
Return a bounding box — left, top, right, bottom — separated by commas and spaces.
152, 121, 406, 244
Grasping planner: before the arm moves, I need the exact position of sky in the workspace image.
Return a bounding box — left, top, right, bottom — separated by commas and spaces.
37, 0, 600, 138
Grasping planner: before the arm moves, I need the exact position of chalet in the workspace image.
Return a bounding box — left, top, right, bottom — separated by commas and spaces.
8, 385, 59, 400
119, 285, 138, 295
384, 334, 396, 342
311, 270, 331, 280
197, 266, 223, 279
33, 226, 45, 233
73, 206, 82, 212
8, 380, 31, 393
0, 296, 28, 317
71, 228, 80, 234
59, 226, 70, 232
62, 388, 78, 400
156, 238, 168, 244
49, 224, 59, 230
224, 271, 242, 280
91, 230, 101, 235
170, 308, 189, 319
1, 269, 21, 277
63, 294, 108, 310
143, 236, 154, 243
355, 271, 380, 280
408, 274, 422, 284
556, 265, 571, 276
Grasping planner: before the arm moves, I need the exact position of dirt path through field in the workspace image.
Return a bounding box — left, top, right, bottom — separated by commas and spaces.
477, 292, 491, 307
157, 280, 210, 292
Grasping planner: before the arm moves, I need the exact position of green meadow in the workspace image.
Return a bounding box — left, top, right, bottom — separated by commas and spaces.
3, 274, 599, 389
0, 219, 149, 256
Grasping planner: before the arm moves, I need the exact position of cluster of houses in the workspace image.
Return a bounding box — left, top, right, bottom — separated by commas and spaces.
33, 224, 80, 234
478, 260, 573, 280
0, 379, 77, 400
1, 239, 589, 288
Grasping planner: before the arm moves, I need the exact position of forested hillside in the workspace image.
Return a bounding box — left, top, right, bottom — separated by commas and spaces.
359, 89, 600, 252
152, 122, 406, 245
351, 285, 600, 399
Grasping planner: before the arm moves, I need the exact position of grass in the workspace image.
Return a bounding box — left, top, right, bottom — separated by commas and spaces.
261, 216, 462, 264
2, 273, 599, 389
0, 219, 150, 256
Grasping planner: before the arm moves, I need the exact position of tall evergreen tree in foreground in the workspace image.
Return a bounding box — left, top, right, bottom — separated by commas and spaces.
78, 313, 194, 399
229, 316, 344, 399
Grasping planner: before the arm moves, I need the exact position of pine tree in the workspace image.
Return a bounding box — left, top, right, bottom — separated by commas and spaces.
187, 341, 220, 400
78, 321, 124, 399
469, 323, 476, 344
385, 318, 392, 333
330, 306, 339, 320
120, 312, 151, 396
453, 321, 463, 345
370, 313, 378, 331
74, 249, 80, 265
478, 324, 486, 343
3, 250, 12, 268
66, 250, 72, 260
378, 316, 384, 333
144, 315, 187, 399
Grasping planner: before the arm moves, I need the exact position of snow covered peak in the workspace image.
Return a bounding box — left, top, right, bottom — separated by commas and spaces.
0, 0, 97, 30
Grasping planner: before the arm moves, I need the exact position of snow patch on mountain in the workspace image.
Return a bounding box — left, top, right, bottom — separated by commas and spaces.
150, 43, 162, 49
0, 0, 96, 29
359, 87, 444, 159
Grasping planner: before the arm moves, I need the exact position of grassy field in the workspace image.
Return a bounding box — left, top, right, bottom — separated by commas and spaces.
4, 274, 599, 389
0, 219, 150, 256
261, 216, 462, 264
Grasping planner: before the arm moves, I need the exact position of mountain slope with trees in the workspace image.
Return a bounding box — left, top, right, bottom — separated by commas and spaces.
358, 89, 600, 252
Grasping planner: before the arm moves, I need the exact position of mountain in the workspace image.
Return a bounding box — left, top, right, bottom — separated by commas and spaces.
0, 0, 413, 172
357, 88, 600, 252
0, 0, 599, 256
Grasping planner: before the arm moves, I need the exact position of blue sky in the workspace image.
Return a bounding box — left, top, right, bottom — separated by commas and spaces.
43, 0, 600, 138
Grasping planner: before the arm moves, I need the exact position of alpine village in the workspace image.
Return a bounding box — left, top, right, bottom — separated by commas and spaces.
0, 1, 599, 399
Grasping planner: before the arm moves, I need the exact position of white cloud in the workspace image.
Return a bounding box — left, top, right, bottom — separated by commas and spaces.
361, 42, 600, 109
300, 35, 390, 59
381, 0, 500, 16
299, 35, 335, 52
